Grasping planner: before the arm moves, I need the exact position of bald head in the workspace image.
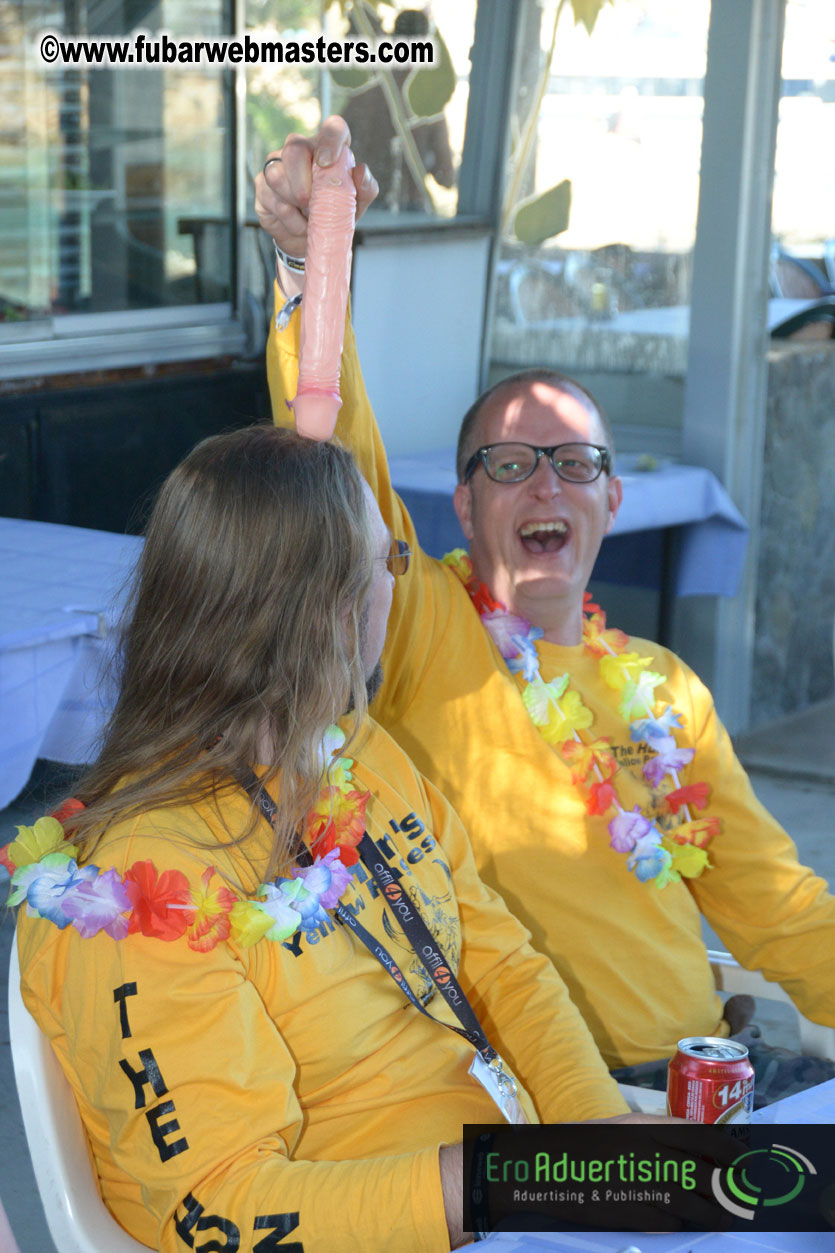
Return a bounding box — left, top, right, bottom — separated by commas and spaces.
456, 369, 613, 482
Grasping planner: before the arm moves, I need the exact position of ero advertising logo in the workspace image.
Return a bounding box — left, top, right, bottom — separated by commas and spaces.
712, 1143, 817, 1220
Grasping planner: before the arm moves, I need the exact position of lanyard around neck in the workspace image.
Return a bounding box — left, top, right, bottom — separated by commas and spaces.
242, 772, 498, 1062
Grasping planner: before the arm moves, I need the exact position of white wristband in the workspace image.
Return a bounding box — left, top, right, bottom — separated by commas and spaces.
274, 240, 305, 273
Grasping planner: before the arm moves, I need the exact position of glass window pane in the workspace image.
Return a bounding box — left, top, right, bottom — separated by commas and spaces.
487, 0, 712, 456
244, 1, 477, 221
770, 0, 835, 308
0, 0, 233, 331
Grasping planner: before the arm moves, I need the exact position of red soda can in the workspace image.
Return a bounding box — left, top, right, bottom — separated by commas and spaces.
666, 1036, 755, 1123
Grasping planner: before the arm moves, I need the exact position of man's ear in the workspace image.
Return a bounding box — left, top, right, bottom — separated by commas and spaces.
453, 482, 474, 541
604, 474, 623, 535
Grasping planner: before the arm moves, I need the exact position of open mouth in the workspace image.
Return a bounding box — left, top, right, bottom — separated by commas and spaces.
519, 520, 568, 555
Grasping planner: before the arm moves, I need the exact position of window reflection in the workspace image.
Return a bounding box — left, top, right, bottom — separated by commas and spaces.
0, 0, 232, 326
243, 1, 476, 221
487, 0, 711, 454
770, 0, 835, 313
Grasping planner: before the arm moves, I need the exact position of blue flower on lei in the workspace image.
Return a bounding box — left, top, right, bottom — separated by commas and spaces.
608, 807, 653, 853
506, 632, 542, 682
278, 877, 329, 933
630, 705, 684, 743
627, 833, 672, 883
642, 736, 695, 788
290, 848, 352, 910
62, 869, 132, 940
481, 609, 542, 662
9, 853, 99, 929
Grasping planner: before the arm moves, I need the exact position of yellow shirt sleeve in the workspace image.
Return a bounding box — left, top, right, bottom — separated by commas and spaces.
680, 667, 835, 1028
267, 287, 450, 722
419, 770, 629, 1122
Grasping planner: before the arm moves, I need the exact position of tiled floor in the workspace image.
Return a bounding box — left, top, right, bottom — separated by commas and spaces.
1, 725, 833, 1253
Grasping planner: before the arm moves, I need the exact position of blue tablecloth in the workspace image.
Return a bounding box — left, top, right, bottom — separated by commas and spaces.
389, 451, 748, 597
0, 461, 748, 807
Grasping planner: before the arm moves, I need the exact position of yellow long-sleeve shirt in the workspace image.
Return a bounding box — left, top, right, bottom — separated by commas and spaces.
268, 298, 835, 1069
17, 717, 626, 1252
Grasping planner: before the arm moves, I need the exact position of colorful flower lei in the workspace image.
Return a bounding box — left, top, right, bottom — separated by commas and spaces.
443, 549, 718, 889
1, 728, 369, 951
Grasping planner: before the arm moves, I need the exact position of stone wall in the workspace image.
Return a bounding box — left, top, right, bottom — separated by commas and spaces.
751, 341, 835, 725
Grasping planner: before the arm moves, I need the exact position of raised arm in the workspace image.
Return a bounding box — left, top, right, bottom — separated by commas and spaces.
256, 119, 404, 514
257, 120, 461, 724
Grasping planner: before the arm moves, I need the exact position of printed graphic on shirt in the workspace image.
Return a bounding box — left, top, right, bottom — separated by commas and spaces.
176, 1192, 303, 1250
113, 981, 190, 1164
609, 743, 685, 837
280, 808, 462, 1004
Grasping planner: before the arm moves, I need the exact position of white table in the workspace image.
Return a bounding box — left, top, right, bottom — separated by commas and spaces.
492, 298, 823, 376
468, 1231, 830, 1251
619, 1077, 835, 1123
0, 518, 142, 808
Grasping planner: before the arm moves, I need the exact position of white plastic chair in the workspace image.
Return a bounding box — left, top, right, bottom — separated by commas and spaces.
8, 941, 151, 1253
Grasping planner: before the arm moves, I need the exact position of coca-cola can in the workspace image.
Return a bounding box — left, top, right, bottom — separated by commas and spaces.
666, 1036, 755, 1123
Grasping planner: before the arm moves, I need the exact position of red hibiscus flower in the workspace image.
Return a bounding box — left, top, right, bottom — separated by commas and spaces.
124, 860, 191, 941
50, 796, 85, 837
664, 782, 711, 816
470, 582, 504, 615
586, 779, 618, 815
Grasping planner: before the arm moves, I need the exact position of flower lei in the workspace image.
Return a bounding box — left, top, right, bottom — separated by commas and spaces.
443, 549, 718, 889
0, 727, 370, 952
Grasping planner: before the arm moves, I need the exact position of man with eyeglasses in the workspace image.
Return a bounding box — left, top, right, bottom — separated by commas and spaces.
257, 119, 835, 1104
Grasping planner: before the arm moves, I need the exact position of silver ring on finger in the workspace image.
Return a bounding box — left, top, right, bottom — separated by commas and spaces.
263, 156, 282, 176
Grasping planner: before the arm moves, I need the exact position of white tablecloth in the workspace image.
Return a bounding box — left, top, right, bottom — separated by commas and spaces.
0, 518, 142, 808
468, 1231, 830, 1251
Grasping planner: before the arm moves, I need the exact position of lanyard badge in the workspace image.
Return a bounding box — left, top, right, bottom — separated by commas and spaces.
245, 779, 530, 1126
354, 834, 528, 1124
469, 1051, 529, 1125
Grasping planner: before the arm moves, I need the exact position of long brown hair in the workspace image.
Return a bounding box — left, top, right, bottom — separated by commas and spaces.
68, 424, 374, 881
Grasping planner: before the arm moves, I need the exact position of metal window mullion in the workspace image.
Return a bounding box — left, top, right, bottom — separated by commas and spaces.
679, 0, 786, 732
460, 0, 526, 394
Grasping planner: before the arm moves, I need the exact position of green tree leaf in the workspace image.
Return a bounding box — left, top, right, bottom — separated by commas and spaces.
513, 180, 572, 245
405, 30, 455, 118
569, 0, 615, 36
329, 66, 372, 90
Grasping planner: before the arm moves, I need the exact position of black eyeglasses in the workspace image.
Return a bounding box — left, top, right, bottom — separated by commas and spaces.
463, 442, 612, 485
380, 538, 410, 576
